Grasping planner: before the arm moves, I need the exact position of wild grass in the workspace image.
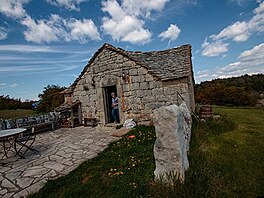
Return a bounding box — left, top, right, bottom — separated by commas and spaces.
0, 109, 36, 119
29, 106, 264, 197
207, 106, 264, 197
29, 126, 156, 198
150, 112, 238, 197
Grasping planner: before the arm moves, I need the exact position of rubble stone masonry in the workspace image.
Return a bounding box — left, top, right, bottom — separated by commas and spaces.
71, 47, 194, 125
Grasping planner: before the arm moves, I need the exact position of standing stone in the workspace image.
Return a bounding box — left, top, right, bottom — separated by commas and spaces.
153, 102, 192, 183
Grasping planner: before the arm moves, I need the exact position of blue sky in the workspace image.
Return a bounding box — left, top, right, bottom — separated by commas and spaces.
0, 0, 263, 100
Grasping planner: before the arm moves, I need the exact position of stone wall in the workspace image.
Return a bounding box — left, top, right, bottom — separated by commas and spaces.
72, 48, 194, 125
64, 93, 73, 104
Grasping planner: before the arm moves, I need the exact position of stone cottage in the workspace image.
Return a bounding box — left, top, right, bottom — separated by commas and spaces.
63, 43, 195, 125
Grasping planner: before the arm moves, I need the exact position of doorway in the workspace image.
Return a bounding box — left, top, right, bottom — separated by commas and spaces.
103, 85, 117, 124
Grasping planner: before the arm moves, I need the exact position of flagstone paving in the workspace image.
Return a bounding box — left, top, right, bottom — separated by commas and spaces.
0, 126, 120, 198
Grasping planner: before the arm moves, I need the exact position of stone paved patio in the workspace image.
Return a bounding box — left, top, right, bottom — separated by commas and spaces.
0, 126, 120, 198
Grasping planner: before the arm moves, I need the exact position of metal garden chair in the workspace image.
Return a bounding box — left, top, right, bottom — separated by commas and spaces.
14, 127, 39, 158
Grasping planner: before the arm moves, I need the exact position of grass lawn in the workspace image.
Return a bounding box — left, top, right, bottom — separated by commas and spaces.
29, 106, 264, 197
0, 109, 36, 119
208, 106, 264, 197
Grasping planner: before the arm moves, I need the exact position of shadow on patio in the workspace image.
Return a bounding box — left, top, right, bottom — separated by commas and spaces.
0, 126, 120, 198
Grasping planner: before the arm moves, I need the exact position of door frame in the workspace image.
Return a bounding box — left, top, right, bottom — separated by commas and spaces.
99, 75, 123, 125
103, 85, 117, 124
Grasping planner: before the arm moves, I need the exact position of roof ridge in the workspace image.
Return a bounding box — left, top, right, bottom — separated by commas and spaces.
103, 43, 191, 54
65, 43, 192, 93
128, 44, 191, 54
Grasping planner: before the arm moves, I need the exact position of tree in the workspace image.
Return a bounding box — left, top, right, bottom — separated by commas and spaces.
194, 74, 263, 106
37, 85, 66, 112
0, 95, 34, 110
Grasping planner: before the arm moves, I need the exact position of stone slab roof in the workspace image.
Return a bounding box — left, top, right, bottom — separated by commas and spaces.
67, 43, 193, 92
55, 100, 81, 112
117, 44, 192, 81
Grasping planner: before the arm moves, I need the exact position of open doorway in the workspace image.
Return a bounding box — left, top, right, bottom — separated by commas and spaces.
103, 85, 117, 124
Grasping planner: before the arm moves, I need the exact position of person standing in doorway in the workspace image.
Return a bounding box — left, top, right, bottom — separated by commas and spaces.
111, 92, 120, 123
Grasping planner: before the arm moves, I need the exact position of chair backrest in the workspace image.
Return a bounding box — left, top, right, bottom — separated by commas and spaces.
44, 114, 50, 123
5, 119, 16, 129
16, 118, 28, 127
0, 119, 6, 130
28, 117, 37, 125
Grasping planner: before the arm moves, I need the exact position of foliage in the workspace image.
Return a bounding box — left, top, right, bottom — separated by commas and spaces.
195, 84, 256, 106
0, 95, 34, 110
36, 85, 66, 112
0, 109, 36, 119
210, 74, 264, 92
195, 74, 264, 106
29, 107, 264, 197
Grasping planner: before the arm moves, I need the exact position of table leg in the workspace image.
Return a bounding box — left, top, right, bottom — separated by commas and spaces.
3, 140, 8, 158
2, 137, 16, 158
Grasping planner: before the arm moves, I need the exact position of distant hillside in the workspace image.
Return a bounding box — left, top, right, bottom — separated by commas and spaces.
0, 95, 35, 110
195, 74, 264, 106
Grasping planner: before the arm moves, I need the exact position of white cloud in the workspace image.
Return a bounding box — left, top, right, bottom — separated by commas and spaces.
101, 14, 151, 44
211, 21, 249, 42
9, 83, 18, 88
158, 24, 181, 41
211, 9, 264, 43
0, 65, 79, 73
101, 0, 169, 44
0, 44, 66, 53
21, 14, 101, 44
122, 0, 169, 17
122, 29, 152, 44
102, 0, 126, 21
216, 62, 242, 74
201, 1, 264, 57
46, 0, 88, 11
195, 70, 209, 78
254, 1, 264, 14
201, 39, 229, 57
0, 0, 30, 19
68, 18, 101, 43
0, 83, 7, 86
212, 8, 264, 43
248, 10, 264, 33
212, 60, 264, 80
239, 43, 264, 60
0, 66, 43, 72
196, 43, 264, 82
229, 0, 249, 6
21, 16, 59, 43
0, 27, 8, 40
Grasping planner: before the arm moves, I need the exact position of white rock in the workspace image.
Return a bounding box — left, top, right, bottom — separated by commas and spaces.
180, 102, 192, 152
153, 102, 192, 183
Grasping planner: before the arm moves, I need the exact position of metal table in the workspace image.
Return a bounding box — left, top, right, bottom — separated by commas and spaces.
0, 128, 37, 158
